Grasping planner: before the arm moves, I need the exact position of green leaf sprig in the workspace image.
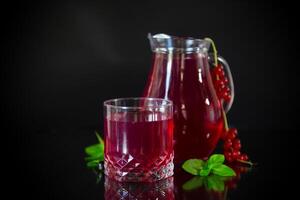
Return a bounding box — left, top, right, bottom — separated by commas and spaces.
84, 131, 104, 168
182, 154, 236, 177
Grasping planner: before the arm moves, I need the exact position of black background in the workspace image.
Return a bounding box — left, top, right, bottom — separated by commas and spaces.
3, 0, 299, 199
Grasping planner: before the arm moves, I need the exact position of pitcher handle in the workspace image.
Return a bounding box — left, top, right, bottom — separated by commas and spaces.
217, 55, 235, 113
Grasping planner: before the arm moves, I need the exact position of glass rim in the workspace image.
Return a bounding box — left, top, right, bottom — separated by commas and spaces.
103, 97, 173, 110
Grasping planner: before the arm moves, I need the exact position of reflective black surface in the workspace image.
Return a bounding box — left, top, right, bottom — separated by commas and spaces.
18, 129, 295, 199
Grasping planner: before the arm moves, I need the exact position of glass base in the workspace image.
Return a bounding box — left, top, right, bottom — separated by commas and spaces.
104, 153, 174, 182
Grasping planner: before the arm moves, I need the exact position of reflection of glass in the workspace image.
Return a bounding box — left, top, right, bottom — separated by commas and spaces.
105, 176, 174, 200
104, 98, 174, 182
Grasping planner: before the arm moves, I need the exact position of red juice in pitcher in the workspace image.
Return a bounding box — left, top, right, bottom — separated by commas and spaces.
143, 50, 224, 164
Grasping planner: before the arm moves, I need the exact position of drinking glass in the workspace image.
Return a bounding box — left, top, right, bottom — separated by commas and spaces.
104, 97, 174, 182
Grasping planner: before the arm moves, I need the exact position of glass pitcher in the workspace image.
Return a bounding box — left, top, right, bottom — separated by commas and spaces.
143, 33, 234, 164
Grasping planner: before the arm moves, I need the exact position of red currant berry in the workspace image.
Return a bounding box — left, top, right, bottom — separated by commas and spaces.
215, 80, 225, 89
238, 155, 245, 161
233, 142, 241, 150
217, 90, 224, 99
223, 92, 231, 102
213, 66, 225, 77
224, 86, 230, 93
217, 63, 224, 69
224, 151, 232, 158
233, 138, 241, 145
232, 151, 241, 159
219, 71, 226, 79
226, 128, 237, 140
241, 154, 249, 161
226, 156, 234, 162
213, 67, 221, 75
224, 139, 233, 150
223, 77, 229, 84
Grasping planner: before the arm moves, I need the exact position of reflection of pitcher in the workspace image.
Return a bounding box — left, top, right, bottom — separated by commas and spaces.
143, 34, 234, 163
105, 176, 174, 199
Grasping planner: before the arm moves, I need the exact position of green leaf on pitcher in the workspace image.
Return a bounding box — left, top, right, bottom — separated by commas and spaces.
182, 176, 204, 190
182, 159, 205, 175
212, 164, 236, 176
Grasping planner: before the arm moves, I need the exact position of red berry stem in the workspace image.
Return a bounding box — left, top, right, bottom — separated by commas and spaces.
204, 37, 218, 67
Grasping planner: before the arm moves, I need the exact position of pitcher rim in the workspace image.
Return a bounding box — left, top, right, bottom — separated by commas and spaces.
148, 33, 211, 53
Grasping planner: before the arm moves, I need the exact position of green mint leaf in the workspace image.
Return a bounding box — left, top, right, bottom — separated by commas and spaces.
95, 131, 104, 153
85, 131, 105, 169
182, 159, 205, 175
198, 161, 213, 176
95, 132, 104, 146
85, 144, 103, 156
199, 167, 211, 176
207, 154, 225, 166
85, 154, 104, 162
206, 175, 225, 191
182, 176, 204, 190
86, 160, 100, 168
212, 164, 236, 176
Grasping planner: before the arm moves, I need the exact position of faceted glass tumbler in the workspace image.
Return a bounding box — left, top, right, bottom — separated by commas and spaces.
104, 98, 174, 182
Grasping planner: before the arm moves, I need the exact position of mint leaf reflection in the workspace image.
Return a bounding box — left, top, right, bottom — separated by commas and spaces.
182, 176, 204, 190
183, 175, 230, 192
206, 175, 228, 191
92, 163, 104, 184
89, 163, 104, 184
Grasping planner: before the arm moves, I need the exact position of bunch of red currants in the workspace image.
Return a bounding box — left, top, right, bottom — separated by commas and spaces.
210, 63, 251, 164
211, 64, 231, 102
222, 128, 249, 163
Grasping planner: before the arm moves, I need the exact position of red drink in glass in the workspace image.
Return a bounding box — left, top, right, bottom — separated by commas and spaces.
104, 98, 174, 182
